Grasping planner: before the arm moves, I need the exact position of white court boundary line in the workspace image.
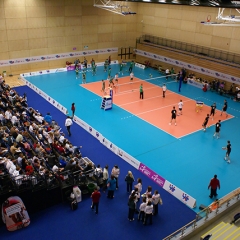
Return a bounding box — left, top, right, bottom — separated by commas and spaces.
136, 99, 193, 116
119, 92, 175, 106
116, 85, 159, 96
81, 84, 178, 139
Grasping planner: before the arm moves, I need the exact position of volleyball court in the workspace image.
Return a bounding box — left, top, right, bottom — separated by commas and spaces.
82, 75, 234, 138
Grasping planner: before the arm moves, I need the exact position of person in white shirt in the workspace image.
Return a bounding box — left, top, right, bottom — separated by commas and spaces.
152, 190, 161, 215
144, 200, 153, 225
11, 115, 18, 126
5, 109, 12, 120
165, 68, 170, 80
178, 100, 183, 115
130, 72, 134, 83
29, 123, 34, 133
102, 165, 109, 193
135, 178, 142, 202
111, 165, 120, 190
65, 116, 73, 136
162, 84, 167, 98
138, 197, 147, 222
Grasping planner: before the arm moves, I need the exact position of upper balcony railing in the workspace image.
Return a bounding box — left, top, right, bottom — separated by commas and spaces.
163, 187, 240, 240
137, 35, 240, 67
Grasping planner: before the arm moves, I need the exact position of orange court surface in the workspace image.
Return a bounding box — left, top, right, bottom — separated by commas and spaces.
82, 77, 233, 138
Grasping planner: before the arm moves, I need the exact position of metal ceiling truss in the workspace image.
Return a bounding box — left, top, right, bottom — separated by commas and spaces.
93, 0, 136, 16
201, 8, 240, 26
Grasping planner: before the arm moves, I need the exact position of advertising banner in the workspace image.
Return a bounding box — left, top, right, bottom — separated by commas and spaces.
163, 180, 196, 208
0, 48, 118, 66
138, 163, 166, 188
135, 49, 240, 84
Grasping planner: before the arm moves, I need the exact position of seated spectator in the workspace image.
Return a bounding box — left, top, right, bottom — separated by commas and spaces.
25, 162, 34, 175
10, 142, 21, 156
64, 159, 76, 171
15, 131, 23, 143
44, 112, 52, 125
52, 165, 64, 174
33, 158, 40, 170
84, 163, 94, 172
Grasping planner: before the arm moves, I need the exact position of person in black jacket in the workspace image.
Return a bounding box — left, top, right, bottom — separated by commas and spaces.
125, 171, 135, 193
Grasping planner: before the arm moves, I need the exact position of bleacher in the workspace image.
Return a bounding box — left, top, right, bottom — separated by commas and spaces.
0, 77, 103, 216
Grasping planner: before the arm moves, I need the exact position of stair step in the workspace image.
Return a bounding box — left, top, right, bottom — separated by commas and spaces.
212, 224, 237, 239
201, 222, 226, 239
224, 228, 240, 240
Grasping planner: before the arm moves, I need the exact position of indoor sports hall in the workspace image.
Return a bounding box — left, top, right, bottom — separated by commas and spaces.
0, 0, 240, 240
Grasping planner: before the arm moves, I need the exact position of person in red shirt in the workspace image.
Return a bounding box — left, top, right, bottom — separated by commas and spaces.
208, 175, 220, 198
71, 103, 75, 118
91, 187, 101, 214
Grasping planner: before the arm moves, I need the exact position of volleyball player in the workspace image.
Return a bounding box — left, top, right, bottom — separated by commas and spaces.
101, 80, 105, 95
109, 77, 114, 88
202, 114, 210, 131
178, 100, 183, 115
119, 62, 123, 75
82, 71, 86, 84
130, 72, 134, 83
220, 100, 228, 117
75, 67, 79, 79
162, 84, 167, 98
210, 103, 216, 120
114, 74, 119, 94
92, 64, 96, 76
223, 140, 231, 164
213, 120, 221, 139
169, 106, 177, 126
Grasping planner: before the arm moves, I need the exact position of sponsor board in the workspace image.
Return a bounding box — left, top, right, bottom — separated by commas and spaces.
1, 48, 118, 66
21, 76, 67, 114
138, 163, 166, 187
120, 150, 140, 169
188, 79, 205, 89
135, 49, 240, 84
163, 180, 196, 208
135, 63, 146, 69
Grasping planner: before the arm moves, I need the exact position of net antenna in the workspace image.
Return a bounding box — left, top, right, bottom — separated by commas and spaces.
201, 8, 240, 26
93, 0, 136, 16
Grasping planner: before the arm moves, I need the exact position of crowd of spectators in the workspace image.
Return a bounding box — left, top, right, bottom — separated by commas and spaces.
0, 75, 98, 193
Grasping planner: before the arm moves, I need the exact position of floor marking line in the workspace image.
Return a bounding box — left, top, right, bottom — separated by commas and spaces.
136, 99, 193, 116
119, 93, 175, 106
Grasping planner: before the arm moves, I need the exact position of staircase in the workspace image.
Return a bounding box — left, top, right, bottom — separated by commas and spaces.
201, 222, 240, 240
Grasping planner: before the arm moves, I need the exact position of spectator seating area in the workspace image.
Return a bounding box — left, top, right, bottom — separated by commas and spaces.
0, 78, 104, 213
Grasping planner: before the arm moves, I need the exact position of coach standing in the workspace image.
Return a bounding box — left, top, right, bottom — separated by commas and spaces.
208, 175, 220, 199
65, 116, 73, 136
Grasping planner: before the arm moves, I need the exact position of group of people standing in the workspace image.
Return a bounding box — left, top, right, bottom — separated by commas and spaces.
90, 165, 162, 225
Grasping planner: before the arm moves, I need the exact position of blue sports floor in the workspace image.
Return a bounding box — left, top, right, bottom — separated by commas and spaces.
24, 63, 240, 210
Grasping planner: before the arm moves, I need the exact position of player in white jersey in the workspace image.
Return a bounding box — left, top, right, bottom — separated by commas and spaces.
178, 100, 183, 115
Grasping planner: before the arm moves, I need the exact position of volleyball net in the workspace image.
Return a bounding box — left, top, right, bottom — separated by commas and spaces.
114, 74, 178, 94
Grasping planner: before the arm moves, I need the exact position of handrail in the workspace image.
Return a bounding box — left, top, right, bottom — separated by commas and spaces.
163, 188, 240, 240
137, 34, 240, 66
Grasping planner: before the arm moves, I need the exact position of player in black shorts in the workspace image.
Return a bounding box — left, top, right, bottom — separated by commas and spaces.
224, 140, 231, 163
220, 100, 228, 117
202, 114, 210, 132
210, 103, 216, 120
169, 106, 177, 126
213, 120, 221, 139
